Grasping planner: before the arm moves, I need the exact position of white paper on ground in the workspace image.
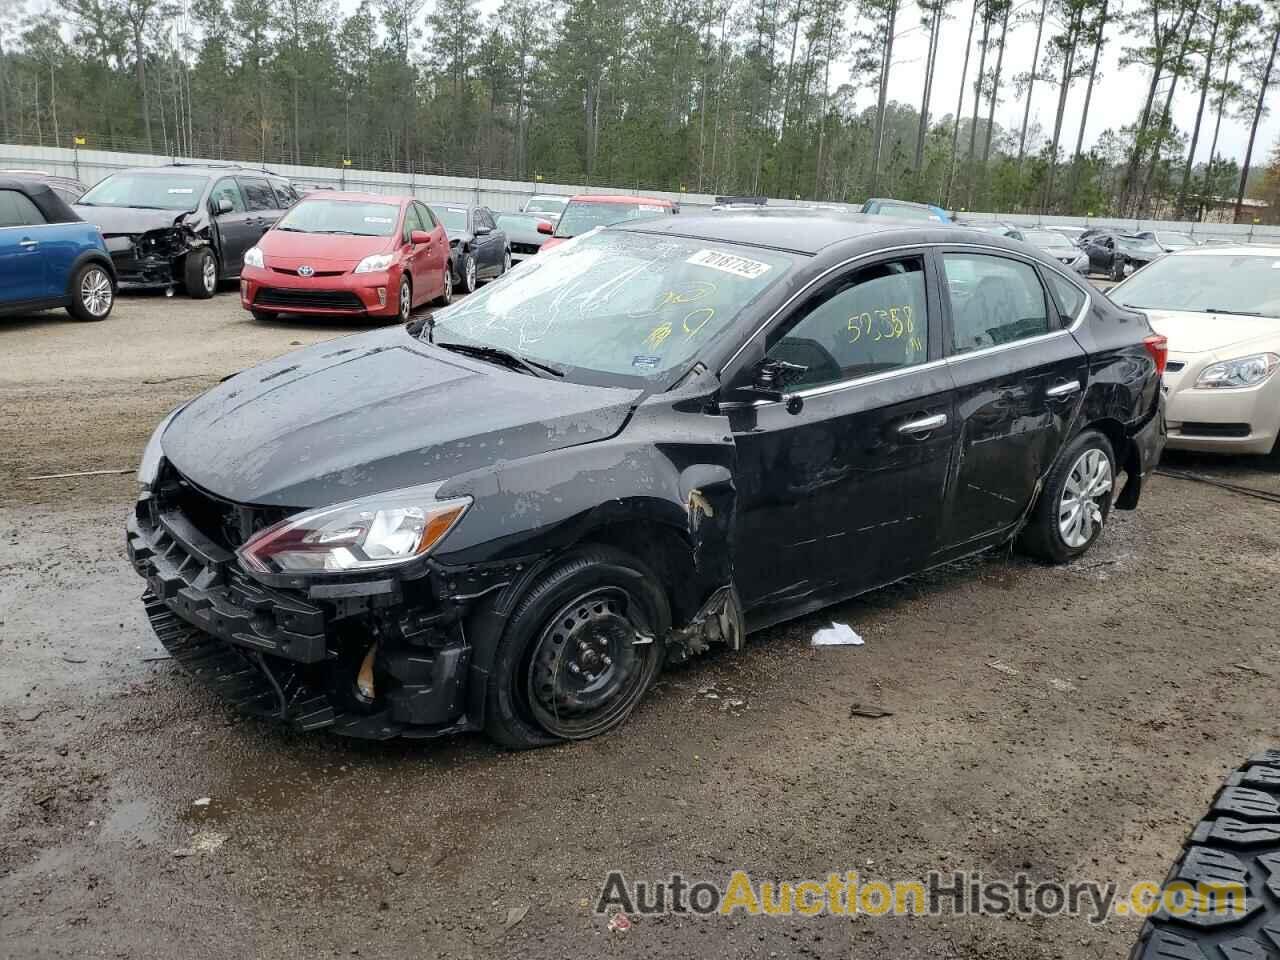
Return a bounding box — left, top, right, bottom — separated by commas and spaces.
811, 622, 864, 646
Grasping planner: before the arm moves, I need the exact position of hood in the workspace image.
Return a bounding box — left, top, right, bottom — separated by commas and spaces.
73, 204, 191, 236
259, 230, 390, 267
160, 326, 641, 507
1143, 308, 1280, 356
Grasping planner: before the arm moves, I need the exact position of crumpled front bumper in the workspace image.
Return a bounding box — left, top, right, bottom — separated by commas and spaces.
126, 487, 475, 739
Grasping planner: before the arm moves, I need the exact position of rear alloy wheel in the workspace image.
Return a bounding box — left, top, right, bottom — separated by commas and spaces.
1018, 429, 1115, 563
500, 249, 511, 276
433, 266, 453, 306
185, 249, 218, 299
67, 263, 114, 321
398, 275, 412, 322
484, 547, 669, 748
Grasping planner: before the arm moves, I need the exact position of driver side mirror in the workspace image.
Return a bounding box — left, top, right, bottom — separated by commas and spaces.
410, 230, 431, 244
744, 358, 809, 411
474, 225, 491, 237
536, 220, 554, 235
215, 197, 234, 215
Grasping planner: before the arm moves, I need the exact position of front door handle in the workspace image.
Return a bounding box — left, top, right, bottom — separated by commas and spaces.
1046, 380, 1081, 399
19, 239, 38, 247
898, 413, 948, 435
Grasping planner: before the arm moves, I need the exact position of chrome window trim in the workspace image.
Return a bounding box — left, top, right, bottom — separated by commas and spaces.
718, 241, 1091, 406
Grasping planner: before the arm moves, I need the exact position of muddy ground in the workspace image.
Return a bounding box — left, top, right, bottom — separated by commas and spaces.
1, 287, 1277, 959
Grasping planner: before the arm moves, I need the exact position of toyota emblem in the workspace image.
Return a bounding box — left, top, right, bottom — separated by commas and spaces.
297, 264, 315, 277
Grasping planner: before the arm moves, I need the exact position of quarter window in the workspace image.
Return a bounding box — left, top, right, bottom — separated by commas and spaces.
942, 254, 1050, 353
239, 178, 278, 212
1044, 271, 1087, 324
0, 190, 45, 227
210, 179, 245, 214
766, 257, 929, 390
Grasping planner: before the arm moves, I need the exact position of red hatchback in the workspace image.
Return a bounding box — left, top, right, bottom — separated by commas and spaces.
239, 192, 451, 322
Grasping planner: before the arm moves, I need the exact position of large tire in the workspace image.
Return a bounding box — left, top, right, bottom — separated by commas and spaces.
184, 248, 218, 299
456, 252, 477, 295
65, 262, 114, 321
483, 546, 669, 749
1018, 428, 1116, 563
1130, 749, 1280, 960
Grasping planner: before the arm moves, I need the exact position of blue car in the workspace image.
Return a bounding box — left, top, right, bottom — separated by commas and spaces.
860, 197, 952, 223
0, 176, 116, 321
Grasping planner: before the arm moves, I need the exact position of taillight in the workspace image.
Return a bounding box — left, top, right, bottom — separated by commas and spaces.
1143, 334, 1168, 376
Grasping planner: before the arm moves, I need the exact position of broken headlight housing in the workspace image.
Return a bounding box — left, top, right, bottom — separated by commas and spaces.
237, 482, 471, 575
1194, 353, 1280, 389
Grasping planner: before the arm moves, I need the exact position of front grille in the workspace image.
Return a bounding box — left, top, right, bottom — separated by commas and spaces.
270, 266, 345, 278
511, 242, 541, 256
255, 287, 364, 311
1179, 422, 1250, 438
161, 462, 290, 550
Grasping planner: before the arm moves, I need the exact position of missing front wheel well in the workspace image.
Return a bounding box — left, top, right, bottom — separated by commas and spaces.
579, 521, 700, 626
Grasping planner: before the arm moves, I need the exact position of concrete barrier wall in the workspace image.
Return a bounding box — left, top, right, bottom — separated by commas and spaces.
5, 142, 1278, 243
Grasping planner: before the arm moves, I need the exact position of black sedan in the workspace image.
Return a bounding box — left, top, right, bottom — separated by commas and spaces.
126, 213, 1166, 747
433, 203, 510, 294
1082, 232, 1163, 280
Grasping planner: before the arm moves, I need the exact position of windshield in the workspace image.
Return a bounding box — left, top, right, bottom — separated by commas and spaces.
1157, 232, 1196, 247
1111, 253, 1280, 318
79, 172, 208, 210
436, 206, 469, 234
874, 203, 934, 221
1118, 236, 1162, 255
425, 230, 796, 385
554, 201, 668, 238
525, 196, 567, 214
1024, 230, 1074, 250
275, 199, 399, 236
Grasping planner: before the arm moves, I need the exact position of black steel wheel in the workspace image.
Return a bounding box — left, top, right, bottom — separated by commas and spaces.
484, 546, 668, 748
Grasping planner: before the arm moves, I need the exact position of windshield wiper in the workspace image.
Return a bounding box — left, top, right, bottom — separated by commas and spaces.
1203, 307, 1266, 317
435, 341, 564, 378
275, 225, 306, 232
313, 229, 357, 235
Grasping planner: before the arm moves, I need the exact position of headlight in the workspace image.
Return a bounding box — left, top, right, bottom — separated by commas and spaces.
1194, 353, 1280, 389
243, 246, 264, 268
237, 482, 471, 575
353, 253, 394, 274
137, 406, 185, 488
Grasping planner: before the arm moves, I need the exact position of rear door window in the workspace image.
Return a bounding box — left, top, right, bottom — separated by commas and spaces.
941, 253, 1051, 353
0, 190, 46, 227
239, 178, 278, 212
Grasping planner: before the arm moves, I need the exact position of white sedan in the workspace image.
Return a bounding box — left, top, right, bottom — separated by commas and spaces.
1108, 245, 1280, 457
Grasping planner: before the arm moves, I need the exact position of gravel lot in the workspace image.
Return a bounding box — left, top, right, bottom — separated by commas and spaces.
1, 284, 1278, 959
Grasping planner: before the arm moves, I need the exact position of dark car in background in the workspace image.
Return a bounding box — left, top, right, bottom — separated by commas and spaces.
2, 169, 87, 205
0, 176, 115, 321
540, 194, 677, 250
74, 163, 299, 298
127, 211, 1164, 747
495, 212, 554, 264
1021, 228, 1089, 274
433, 203, 510, 294
1082, 232, 1163, 280
239, 192, 452, 322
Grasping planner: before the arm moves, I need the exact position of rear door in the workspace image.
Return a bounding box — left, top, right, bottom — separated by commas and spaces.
209, 178, 254, 275
728, 252, 957, 620
934, 249, 1088, 556
238, 177, 280, 242
474, 207, 501, 275
0, 188, 51, 302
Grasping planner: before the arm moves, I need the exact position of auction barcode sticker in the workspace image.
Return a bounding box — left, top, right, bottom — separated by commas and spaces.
687, 249, 773, 280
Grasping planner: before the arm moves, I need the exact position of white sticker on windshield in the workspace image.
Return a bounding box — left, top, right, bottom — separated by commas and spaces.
686, 248, 773, 280
363, 216, 393, 224
638, 204, 666, 213
167, 188, 194, 194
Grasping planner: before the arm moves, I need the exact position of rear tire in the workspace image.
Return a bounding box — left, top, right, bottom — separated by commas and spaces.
66, 262, 114, 321
483, 547, 669, 749
185, 249, 218, 299
1018, 429, 1115, 563
1129, 749, 1280, 960
433, 265, 452, 306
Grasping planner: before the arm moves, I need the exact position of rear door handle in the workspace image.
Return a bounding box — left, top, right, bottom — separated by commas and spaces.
898, 413, 948, 435
1046, 380, 1081, 398
19, 239, 38, 247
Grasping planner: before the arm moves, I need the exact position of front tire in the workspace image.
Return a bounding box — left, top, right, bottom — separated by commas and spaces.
456, 252, 477, 294
1018, 429, 1116, 563
484, 547, 670, 749
184, 249, 218, 299
66, 262, 114, 321
398, 275, 412, 322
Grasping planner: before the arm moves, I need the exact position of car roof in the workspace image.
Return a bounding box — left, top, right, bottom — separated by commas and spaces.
616, 209, 988, 256
0, 177, 82, 223
297, 190, 408, 204
567, 194, 675, 206
120, 164, 285, 178
1162, 244, 1279, 256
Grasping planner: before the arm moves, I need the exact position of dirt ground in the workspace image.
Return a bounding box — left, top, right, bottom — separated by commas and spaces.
1, 286, 1278, 960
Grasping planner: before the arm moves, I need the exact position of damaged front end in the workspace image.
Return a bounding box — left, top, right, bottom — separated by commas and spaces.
104, 214, 207, 288
127, 461, 477, 739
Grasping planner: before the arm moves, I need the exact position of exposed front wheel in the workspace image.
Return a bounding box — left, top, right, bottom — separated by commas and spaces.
185, 249, 218, 299
1018, 429, 1116, 563
66, 262, 114, 321
484, 547, 669, 749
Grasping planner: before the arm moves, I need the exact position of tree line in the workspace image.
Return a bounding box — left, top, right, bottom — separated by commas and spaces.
1, 0, 1278, 218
